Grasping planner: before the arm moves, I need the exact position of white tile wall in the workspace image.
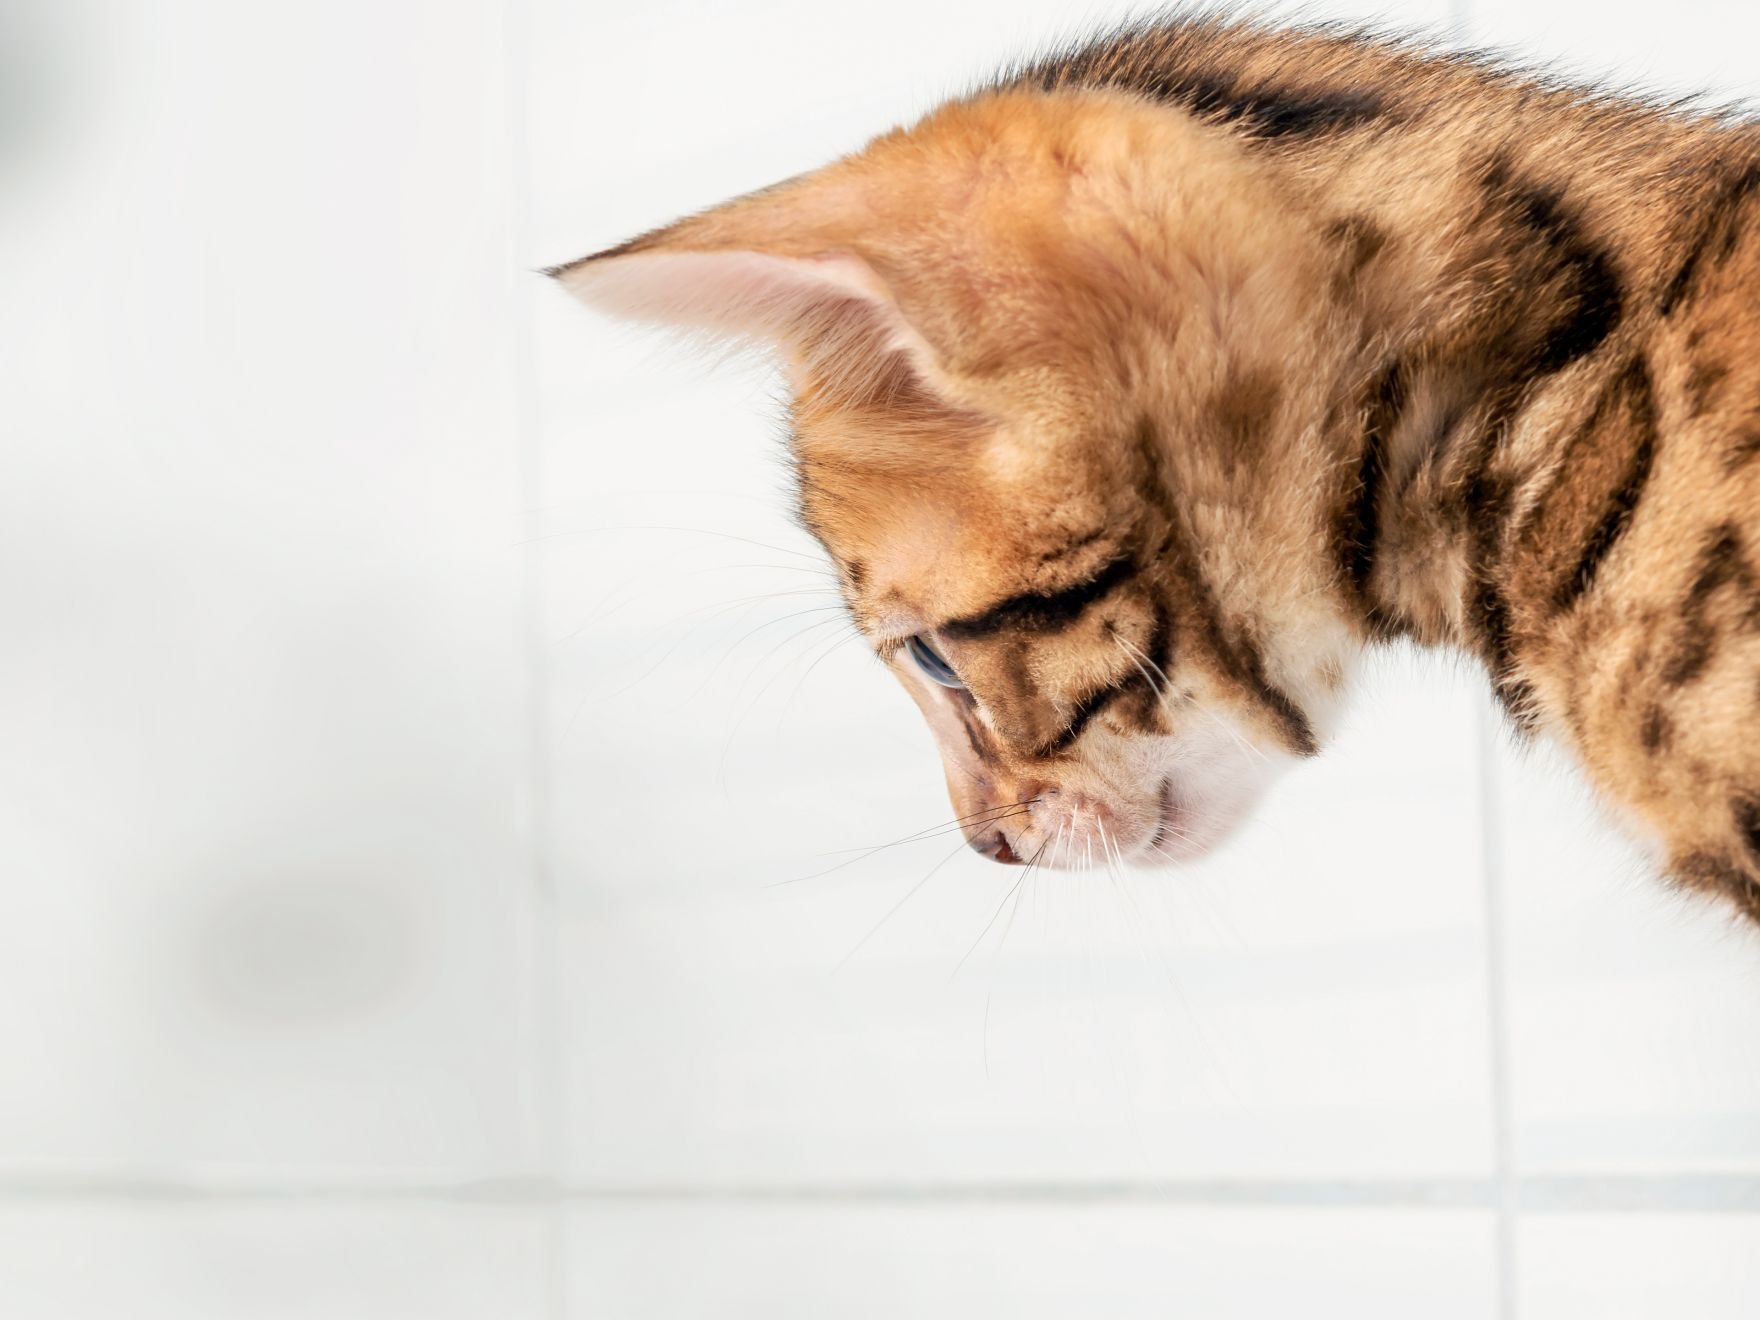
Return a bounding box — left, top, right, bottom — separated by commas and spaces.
3, 0, 1758, 1316
1470, 0, 1760, 102
0, 0, 540, 1179
0, 1203, 549, 1320
1492, 739, 1760, 1177
1460, 0, 1760, 1210
555, 648, 1497, 1189
564, 1203, 1500, 1319
1518, 1214, 1760, 1319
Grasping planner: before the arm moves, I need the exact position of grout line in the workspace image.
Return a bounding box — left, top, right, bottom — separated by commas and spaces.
566, 1180, 1498, 1208
496, 0, 566, 1314
0, 1175, 1756, 1212
1453, 0, 1520, 1304
1445, 9, 1517, 1314
1477, 694, 1520, 1320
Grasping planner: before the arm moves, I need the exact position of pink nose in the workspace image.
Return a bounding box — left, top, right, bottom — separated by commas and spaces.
970, 832, 1021, 865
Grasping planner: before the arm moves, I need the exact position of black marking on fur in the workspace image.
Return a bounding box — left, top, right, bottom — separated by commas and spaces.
1037, 527, 1106, 565
1443, 163, 1626, 729
1132, 416, 1317, 756
1123, 601, 1177, 734
941, 556, 1138, 641
959, 706, 992, 764
1666, 627, 1717, 689
1663, 524, 1760, 686
1135, 71, 1387, 138
1474, 510, 1538, 728
1674, 849, 1749, 893
1735, 796, 1760, 864
1639, 702, 1671, 753
1725, 429, 1760, 474
1483, 164, 1625, 378
1685, 358, 1729, 419
1660, 164, 1760, 317
1020, 32, 1391, 139
1146, 598, 1174, 689
1326, 215, 1389, 280
1460, 445, 1533, 726
963, 722, 986, 761
1235, 648, 1318, 756
1673, 849, 1760, 922
992, 639, 1038, 727
1338, 360, 1403, 627
1035, 680, 1136, 758
1552, 359, 1656, 614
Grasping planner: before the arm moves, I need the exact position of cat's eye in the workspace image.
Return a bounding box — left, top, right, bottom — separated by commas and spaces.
906, 635, 966, 690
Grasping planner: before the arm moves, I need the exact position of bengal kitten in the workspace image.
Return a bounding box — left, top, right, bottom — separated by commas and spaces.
552, 18, 1760, 922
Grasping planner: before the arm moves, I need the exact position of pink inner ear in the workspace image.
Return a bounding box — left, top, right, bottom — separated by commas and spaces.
554, 249, 870, 333
553, 248, 949, 399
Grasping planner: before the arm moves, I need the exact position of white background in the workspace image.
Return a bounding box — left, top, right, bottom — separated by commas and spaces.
2, 0, 1758, 1315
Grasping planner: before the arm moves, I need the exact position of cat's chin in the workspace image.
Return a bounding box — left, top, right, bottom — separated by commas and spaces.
1130, 746, 1289, 867
1010, 768, 1276, 872
945, 722, 1295, 871
1137, 776, 1256, 866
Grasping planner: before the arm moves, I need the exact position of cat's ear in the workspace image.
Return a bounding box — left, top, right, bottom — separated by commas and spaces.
544, 181, 965, 411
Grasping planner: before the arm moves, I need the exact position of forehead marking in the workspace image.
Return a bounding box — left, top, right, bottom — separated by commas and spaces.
939, 556, 1138, 641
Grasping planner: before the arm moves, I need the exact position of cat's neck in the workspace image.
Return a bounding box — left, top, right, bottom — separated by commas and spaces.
1299, 100, 1757, 663
1137, 87, 1760, 731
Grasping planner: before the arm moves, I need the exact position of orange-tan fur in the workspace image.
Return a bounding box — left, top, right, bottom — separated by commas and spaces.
553, 17, 1760, 921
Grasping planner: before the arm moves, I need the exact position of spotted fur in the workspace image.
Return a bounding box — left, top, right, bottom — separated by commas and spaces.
553, 16, 1760, 921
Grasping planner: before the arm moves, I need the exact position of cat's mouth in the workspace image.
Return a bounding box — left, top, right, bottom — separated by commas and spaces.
1146, 777, 1179, 857
964, 759, 1272, 871
967, 777, 1183, 870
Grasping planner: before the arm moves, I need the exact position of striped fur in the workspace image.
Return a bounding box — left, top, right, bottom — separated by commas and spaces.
553, 16, 1760, 919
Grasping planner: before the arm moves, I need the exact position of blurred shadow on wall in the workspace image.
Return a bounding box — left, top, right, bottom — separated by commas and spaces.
0, 1, 76, 192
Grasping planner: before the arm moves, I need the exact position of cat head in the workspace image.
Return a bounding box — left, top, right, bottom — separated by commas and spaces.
554, 89, 1368, 869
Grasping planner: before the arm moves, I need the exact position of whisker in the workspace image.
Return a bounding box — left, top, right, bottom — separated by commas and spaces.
996, 841, 1040, 953
1197, 703, 1269, 765
606, 603, 848, 705
950, 841, 1046, 982
833, 837, 971, 971
770, 621, 868, 734
668, 606, 846, 711
772, 800, 1040, 886
679, 561, 839, 580
1112, 632, 1270, 766
514, 522, 823, 562
729, 611, 856, 703
1100, 822, 1232, 1094
566, 576, 837, 648
715, 615, 858, 795
983, 989, 994, 1082
1111, 632, 1172, 695
813, 800, 1043, 858
559, 590, 838, 739
981, 838, 1050, 1077
756, 622, 866, 726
